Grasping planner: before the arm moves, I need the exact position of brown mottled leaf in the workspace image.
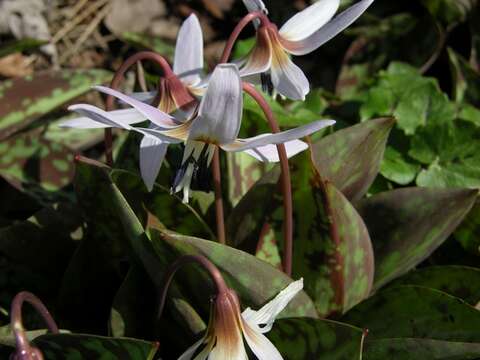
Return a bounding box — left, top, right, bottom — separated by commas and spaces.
311, 118, 394, 202
356, 187, 478, 290
0, 69, 112, 141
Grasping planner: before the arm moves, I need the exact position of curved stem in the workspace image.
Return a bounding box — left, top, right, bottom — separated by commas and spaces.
220, 11, 270, 63
212, 149, 226, 244
157, 255, 228, 320
11, 292, 59, 360
242, 82, 293, 276
104, 51, 175, 166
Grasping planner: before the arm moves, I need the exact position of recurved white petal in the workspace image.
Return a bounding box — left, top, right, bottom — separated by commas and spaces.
221, 120, 335, 152
174, 14, 204, 86
128, 91, 157, 104
140, 136, 168, 192
239, 28, 272, 78
188, 64, 242, 144
93, 85, 178, 128
243, 139, 308, 162
178, 337, 205, 360
242, 0, 268, 14
67, 104, 135, 130
60, 108, 146, 129
242, 279, 304, 333
270, 47, 309, 100
282, 0, 375, 55
279, 0, 340, 41
242, 322, 283, 360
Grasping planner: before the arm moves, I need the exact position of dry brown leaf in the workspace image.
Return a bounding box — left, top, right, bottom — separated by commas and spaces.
0, 53, 33, 77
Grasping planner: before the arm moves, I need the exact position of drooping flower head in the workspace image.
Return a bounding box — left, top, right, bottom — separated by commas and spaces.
240, 0, 375, 100
179, 279, 304, 359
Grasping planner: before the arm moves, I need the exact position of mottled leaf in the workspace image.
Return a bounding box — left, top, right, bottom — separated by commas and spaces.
454, 199, 480, 255
150, 228, 318, 319
343, 286, 480, 342
0, 38, 47, 58
356, 187, 477, 289
366, 338, 480, 359
311, 117, 394, 201
33, 334, 158, 360
391, 266, 480, 305
0, 69, 112, 140
268, 318, 363, 360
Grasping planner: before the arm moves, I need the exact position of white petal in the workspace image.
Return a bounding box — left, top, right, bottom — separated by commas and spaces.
140, 137, 168, 192
67, 104, 135, 130
174, 14, 204, 86
242, 0, 268, 14
242, 321, 283, 360
221, 120, 335, 152
243, 139, 308, 162
127, 91, 157, 104
93, 85, 178, 128
239, 29, 272, 78
188, 64, 242, 144
279, 0, 340, 41
242, 279, 304, 333
178, 337, 205, 360
283, 0, 375, 55
270, 53, 310, 100
60, 108, 146, 129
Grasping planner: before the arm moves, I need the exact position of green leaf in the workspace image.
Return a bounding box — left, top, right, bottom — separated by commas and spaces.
268, 318, 364, 359
311, 117, 395, 201
380, 147, 420, 185
448, 47, 480, 106
150, 228, 318, 319
343, 285, 480, 342
121, 32, 174, 60
454, 199, 480, 256
391, 266, 480, 305
356, 187, 478, 289
409, 120, 480, 188
0, 38, 48, 58
365, 338, 480, 359
33, 334, 158, 360
0, 69, 112, 141
360, 62, 455, 135
420, 0, 476, 25
0, 325, 53, 348
0, 131, 76, 197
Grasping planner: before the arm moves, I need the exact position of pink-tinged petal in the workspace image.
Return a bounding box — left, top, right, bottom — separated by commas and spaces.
140, 136, 168, 192
67, 104, 136, 130
61, 108, 146, 129
239, 27, 273, 78
220, 120, 335, 152
279, 0, 340, 42
174, 14, 204, 86
281, 0, 375, 55
241, 321, 283, 360
242, 279, 304, 333
189, 64, 242, 144
93, 85, 178, 128
243, 139, 308, 162
270, 41, 309, 100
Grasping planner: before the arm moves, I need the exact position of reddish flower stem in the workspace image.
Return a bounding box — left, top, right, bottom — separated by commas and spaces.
104, 51, 175, 166
242, 82, 294, 276
10, 292, 59, 360
209, 11, 270, 246
157, 255, 228, 320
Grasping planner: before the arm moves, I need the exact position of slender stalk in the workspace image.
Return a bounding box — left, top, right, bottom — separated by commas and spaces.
104, 51, 175, 166
157, 255, 228, 320
11, 292, 59, 360
242, 82, 293, 276
219, 11, 270, 64
209, 11, 270, 245
212, 149, 226, 244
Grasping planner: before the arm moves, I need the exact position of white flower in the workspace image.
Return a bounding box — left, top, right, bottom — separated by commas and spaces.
240, 0, 374, 100
66, 64, 335, 202
179, 279, 304, 360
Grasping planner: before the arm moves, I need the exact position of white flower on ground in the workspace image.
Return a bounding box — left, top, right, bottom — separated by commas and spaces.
179, 279, 304, 359
240, 0, 375, 100
67, 64, 335, 202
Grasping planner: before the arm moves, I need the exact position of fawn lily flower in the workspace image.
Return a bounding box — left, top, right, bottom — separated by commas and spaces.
179, 278, 303, 359
240, 0, 374, 100
68, 64, 335, 202
61, 14, 205, 191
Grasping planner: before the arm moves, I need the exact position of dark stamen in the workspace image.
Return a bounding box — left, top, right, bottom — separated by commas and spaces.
261, 73, 274, 95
